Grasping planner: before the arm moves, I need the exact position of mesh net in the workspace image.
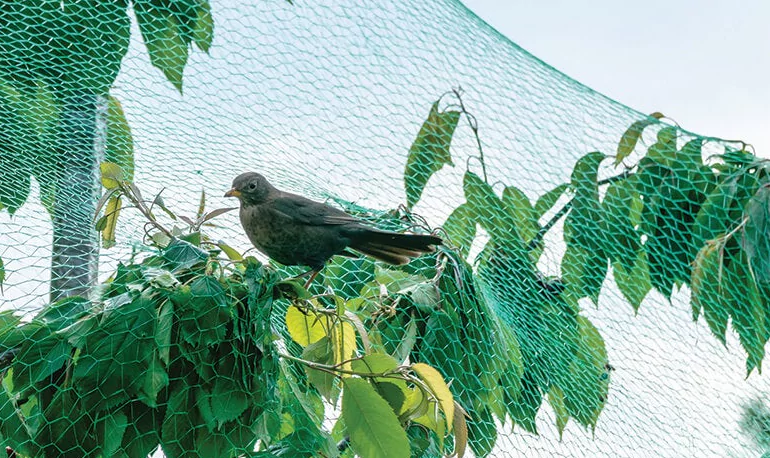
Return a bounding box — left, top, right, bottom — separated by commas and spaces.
1, 1, 769, 457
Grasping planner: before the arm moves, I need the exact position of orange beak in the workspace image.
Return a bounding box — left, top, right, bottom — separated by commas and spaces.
224, 188, 241, 198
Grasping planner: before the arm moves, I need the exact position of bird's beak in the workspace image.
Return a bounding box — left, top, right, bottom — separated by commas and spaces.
224, 188, 241, 198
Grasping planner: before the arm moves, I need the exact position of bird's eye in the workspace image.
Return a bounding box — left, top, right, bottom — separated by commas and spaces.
248, 183, 256, 190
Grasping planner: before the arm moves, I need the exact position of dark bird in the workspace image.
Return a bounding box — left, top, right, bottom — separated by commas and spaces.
225, 172, 442, 284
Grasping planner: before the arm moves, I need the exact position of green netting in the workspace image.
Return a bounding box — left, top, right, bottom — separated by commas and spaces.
0, 1, 769, 457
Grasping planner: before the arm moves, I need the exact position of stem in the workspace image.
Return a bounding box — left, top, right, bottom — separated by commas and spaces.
528, 203, 572, 251
452, 87, 488, 183
119, 183, 173, 238
527, 170, 631, 251
277, 352, 404, 380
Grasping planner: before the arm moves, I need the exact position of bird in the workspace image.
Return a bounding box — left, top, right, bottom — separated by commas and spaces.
225, 172, 442, 285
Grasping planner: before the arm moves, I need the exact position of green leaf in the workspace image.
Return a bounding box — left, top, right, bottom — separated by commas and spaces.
534, 183, 568, 219
73, 294, 164, 410
690, 240, 729, 343
467, 407, 496, 458
11, 330, 71, 392
646, 126, 678, 167
163, 238, 208, 271
178, 276, 230, 347
562, 316, 609, 429
549, 386, 569, 439
210, 377, 249, 425
135, 2, 189, 93
442, 203, 477, 258
505, 370, 540, 434
404, 101, 460, 208
192, 0, 214, 52
502, 185, 540, 252
352, 353, 406, 414
723, 251, 766, 375
302, 336, 339, 402
693, 176, 739, 248
34, 296, 91, 331
0, 157, 31, 216
342, 378, 411, 458
161, 384, 196, 456
156, 299, 173, 365
615, 112, 664, 165
0, 257, 4, 292
463, 171, 524, 248
100, 162, 125, 189
564, 152, 606, 252
106, 95, 134, 182
562, 243, 608, 307
119, 401, 161, 458
0, 385, 36, 456
323, 256, 374, 300
216, 241, 243, 261
58, 1, 131, 94
742, 185, 770, 283
601, 178, 642, 272
97, 410, 128, 457
612, 250, 652, 313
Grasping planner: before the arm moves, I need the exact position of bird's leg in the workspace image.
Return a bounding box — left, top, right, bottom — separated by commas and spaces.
303, 270, 320, 289
294, 268, 320, 288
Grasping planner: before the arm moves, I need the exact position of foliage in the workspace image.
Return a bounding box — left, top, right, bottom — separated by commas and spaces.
4, 88, 768, 457
0, 170, 469, 457
0, 0, 220, 218
406, 91, 770, 445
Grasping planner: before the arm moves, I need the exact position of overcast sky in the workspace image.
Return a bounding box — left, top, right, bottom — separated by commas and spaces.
461, 0, 770, 157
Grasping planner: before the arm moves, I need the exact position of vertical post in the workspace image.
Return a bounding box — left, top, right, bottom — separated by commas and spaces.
50, 93, 103, 303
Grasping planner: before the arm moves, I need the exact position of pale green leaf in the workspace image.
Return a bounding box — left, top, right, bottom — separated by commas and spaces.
612, 250, 652, 313
342, 378, 410, 458
193, 0, 214, 52
101, 196, 122, 249
548, 386, 569, 439
286, 304, 329, 346
411, 362, 454, 429
442, 203, 476, 258
135, 4, 189, 93
743, 184, 770, 283
106, 95, 134, 182
616, 112, 664, 165
100, 162, 125, 189
534, 183, 568, 219
404, 101, 460, 208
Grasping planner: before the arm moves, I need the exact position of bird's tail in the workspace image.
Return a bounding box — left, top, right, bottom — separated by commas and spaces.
349, 230, 443, 265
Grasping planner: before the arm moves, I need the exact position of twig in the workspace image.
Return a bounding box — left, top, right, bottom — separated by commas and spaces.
276, 351, 403, 380
118, 182, 174, 238
527, 170, 630, 251
452, 87, 488, 183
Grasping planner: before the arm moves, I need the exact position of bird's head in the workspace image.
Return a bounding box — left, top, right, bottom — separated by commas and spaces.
225, 172, 275, 205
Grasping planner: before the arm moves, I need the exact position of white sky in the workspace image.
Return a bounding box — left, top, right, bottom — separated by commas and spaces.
461, 0, 770, 158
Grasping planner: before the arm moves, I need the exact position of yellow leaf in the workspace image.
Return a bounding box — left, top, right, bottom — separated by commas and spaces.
411, 362, 454, 430
101, 196, 122, 249
452, 401, 469, 458
332, 321, 357, 374
100, 162, 125, 189
285, 305, 328, 346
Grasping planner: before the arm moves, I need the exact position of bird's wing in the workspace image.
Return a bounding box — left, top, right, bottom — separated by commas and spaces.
268, 195, 360, 226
